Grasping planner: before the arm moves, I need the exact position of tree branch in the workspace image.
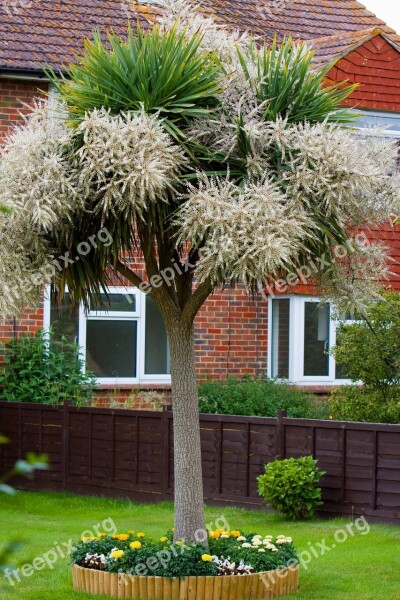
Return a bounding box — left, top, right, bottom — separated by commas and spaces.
115, 260, 147, 292
182, 279, 214, 328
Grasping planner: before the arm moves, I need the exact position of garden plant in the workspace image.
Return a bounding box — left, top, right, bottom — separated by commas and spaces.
0, 0, 399, 552
330, 292, 400, 423
257, 456, 325, 520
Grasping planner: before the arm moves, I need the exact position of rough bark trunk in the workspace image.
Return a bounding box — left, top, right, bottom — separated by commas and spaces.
168, 320, 206, 544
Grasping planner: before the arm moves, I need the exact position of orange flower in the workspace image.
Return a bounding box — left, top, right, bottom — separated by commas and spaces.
112, 534, 129, 541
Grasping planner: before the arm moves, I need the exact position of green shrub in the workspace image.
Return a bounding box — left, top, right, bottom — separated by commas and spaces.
257, 456, 325, 520
329, 386, 400, 424
333, 292, 400, 389
198, 376, 328, 419
330, 292, 400, 424
0, 329, 96, 406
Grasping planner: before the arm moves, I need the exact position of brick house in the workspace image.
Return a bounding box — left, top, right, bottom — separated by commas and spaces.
1, 0, 400, 405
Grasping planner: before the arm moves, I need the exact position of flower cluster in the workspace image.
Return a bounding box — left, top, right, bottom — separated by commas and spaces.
177, 176, 309, 286
74, 108, 186, 221
211, 557, 255, 576
80, 553, 107, 571
71, 528, 298, 578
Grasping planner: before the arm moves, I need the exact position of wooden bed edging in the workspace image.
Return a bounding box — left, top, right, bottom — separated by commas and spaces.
72, 563, 299, 598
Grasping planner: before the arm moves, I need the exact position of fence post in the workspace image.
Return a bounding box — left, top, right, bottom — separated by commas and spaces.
161, 405, 172, 497
61, 400, 73, 492
276, 410, 287, 459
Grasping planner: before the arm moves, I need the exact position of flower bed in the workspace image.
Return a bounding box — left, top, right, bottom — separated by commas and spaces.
71, 528, 299, 599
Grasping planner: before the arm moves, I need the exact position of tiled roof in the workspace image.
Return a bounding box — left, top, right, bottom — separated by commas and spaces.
0, 0, 149, 73
307, 28, 400, 65
1, 0, 400, 73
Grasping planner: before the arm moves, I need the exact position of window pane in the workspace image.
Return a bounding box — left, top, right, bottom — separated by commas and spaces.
86, 321, 137, 378
304, 303, 330, 377
145, 296, 170, 375
271, 299, 290, 379
90, 293, 136, 313
50, 292, 78, 345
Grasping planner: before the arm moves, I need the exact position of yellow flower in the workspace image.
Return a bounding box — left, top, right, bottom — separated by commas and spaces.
137, 532, 145, 538
160, 537, 168, 543
98, 533, 107, 537
230, 530, 241, 538
112, 534, 129, 541
128, 530, 135, 535
81, 536, 95, 542
201, 554, 213, 562
130, 541, 142, 550
208, 531, 216, 539
111, 550, 125, 559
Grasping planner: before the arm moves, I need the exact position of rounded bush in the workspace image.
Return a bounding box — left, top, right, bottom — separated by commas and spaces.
257, 456, 325, 520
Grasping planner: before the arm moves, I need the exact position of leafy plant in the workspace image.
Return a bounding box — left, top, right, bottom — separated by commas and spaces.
198, 376, 329, 419
257, 456, 325, 520
48, 24, 223, 140
239, 37, 357, 125
0, 437, 48, 495
329, 387, 400, 424
330, 292, 400, 423
0, 329, 96, 406
70, 528, 298, 577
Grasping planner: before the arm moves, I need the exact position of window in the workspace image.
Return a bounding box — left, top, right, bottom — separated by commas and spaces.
44, 287, 170, 385
268, 296, 355, 385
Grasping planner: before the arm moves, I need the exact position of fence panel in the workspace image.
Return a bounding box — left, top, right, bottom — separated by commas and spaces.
2, 402, 400, 521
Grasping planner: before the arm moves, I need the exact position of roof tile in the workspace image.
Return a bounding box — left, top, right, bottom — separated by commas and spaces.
0, 0, 400, 72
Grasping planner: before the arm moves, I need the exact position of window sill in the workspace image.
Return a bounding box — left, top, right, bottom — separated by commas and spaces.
95, 383, 172, 390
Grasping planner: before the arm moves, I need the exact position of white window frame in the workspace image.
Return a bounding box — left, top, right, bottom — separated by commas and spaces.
268, 295, 355, 386
356, 110, 400, 139
43, 286, 171, 386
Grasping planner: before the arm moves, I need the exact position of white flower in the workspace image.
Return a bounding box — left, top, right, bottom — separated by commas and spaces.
242, 543, 252, 548
75, 108, 186, 219
258, 549, 266, 553
237, 536, 246, 542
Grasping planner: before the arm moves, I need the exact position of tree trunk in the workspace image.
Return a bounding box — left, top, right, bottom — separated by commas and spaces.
167, 320, 206, 544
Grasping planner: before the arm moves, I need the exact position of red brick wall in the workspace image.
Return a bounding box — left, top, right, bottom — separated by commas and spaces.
0, 78, 48, 143
328, 35, 400, 111
195, 287, 267, 379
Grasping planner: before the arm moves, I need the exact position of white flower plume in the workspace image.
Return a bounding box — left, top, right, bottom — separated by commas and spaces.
269, 120, 400, 227
176, 176, 310, 285
319, 237, 391, 315
158, 0, 252, 62
75, 108, 187, 219
0, 102, 80, 231
0, 215, 53, 317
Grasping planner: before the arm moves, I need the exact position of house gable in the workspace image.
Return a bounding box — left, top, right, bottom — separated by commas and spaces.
326, 33, 400, 111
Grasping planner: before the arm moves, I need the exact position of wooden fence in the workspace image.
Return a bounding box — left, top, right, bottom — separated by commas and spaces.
1, 401, 400, 522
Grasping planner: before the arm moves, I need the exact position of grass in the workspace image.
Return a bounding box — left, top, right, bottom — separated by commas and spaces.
0, 491, 398, 599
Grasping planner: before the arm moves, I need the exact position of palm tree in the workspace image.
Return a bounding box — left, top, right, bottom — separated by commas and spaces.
1, 8, 396, 542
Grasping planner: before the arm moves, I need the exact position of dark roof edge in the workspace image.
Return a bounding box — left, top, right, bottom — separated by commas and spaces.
0, 67, 52, 81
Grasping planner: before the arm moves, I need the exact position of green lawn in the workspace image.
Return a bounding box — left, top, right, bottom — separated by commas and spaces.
0, 491, 398, 599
